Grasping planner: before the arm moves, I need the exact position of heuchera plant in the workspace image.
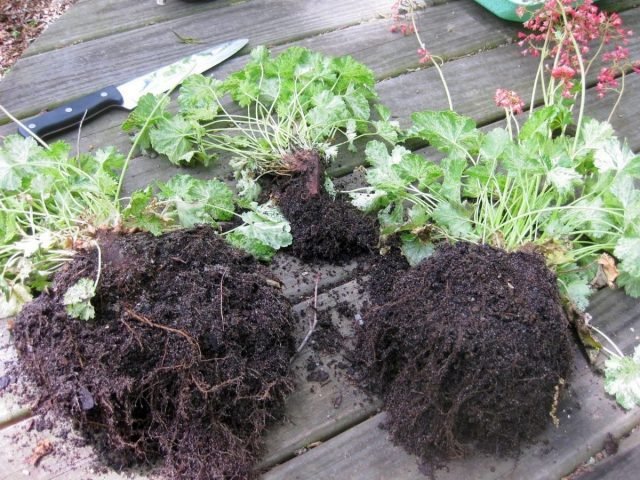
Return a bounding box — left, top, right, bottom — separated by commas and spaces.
123, 46, 398, 202
351, 0, 640, 407
0, 135, 289, 319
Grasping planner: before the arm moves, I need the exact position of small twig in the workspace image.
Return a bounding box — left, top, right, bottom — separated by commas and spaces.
119, 318, 144, 350
296, 273, 321, 353
171, 29, 204, 44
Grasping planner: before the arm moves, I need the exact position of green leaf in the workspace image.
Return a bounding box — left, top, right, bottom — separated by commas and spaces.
331, 55, 376, 97
0, 211, 18, 244
343, 85, 370, 120
378, 202, 406, 234
440, 156, 467, 204
363, 141, 410, 194
226, 202, 292, 260
63, 277, 96, 321
0, 136, 42, 191
226, 231, 276, 262
548, 166, 582, 195
561, 197, 614, 239
519, 104, 571, 143
604, 345, 640, 409
394, 153, 442, 188
616, 271, 640, 298
149, 115, 206, 165
431, 201, 474, 239
400, 233, 435, 267
594, 138, 636, 173
307, 91, 348, 130
178, 74, 223, 121
122, 187, 165, 235
156, 175, 235, 228
122, 93, 170, 150
409, 110, 480, 159
349, 188, 389, 212
579, 118, 614, 152
614, 237, 640, 278
624, 155, 640, 178
0, 281, 33, 319
235, 202, 292, 249
564, 278, 592, 312
479, 127, 511, 162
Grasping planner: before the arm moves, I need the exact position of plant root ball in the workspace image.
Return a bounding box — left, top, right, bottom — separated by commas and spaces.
277, 149, 379, 263
13, 226, 296, 480
355, 242, 573, 459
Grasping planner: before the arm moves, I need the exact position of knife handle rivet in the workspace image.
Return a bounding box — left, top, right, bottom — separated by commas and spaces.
28, 123, 36, 129
100, 92, 108, 97
65, 107, 73, 113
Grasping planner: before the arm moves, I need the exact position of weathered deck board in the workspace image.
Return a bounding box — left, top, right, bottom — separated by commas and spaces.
577, 427, 640, 480
25, 0, 239, 57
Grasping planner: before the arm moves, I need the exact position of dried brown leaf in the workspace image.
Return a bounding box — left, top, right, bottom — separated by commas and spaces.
26, 438, 53, 466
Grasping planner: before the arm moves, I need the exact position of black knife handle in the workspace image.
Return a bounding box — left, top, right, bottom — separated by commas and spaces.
18, 85, 124, 138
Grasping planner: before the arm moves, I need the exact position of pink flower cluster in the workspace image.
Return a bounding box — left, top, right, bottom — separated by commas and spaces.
518, 0, 639, 98
390, 1, 415, 35
494, 88, 525, 114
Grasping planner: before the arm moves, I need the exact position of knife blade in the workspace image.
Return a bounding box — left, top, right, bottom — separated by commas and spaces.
18, 38, 248, 138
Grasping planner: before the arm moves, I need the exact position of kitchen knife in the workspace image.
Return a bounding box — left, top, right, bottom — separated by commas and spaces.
18, 38, 248, 138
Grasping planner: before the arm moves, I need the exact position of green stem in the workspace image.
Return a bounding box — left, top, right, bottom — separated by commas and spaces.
607, 71, 625, 124
408, 4, 453, 110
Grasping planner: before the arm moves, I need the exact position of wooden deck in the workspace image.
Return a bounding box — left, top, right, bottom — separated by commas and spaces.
1, 0, 640, 478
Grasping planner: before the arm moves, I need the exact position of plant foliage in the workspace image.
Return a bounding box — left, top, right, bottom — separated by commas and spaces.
0, 135, 290, 318
123, 46, 398, 201
350, 106, 640, 309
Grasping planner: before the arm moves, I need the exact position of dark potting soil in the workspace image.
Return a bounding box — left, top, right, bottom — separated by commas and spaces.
12, 226, 296, 480
355, 241, 574, 459
275, 150, 379, 262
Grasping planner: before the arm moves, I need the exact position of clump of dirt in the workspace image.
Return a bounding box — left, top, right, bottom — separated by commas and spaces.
354, 241, 573, 459
275, 149, 378, 262
13, 226, 296, 479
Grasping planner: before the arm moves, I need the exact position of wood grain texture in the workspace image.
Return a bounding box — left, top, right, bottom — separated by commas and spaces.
25, 0, 240, 57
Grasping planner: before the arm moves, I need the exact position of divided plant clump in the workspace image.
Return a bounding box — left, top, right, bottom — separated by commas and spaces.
14, 227, 296, 479
0, 135, 298, 478
122, 46, 388, 261
350, 0, 640, 460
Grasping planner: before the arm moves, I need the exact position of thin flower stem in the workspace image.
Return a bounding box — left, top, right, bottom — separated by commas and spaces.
93, 241, 102, 289
607, 71, 625, 124
557, 2, 587, 152
408, 3, 453, 110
